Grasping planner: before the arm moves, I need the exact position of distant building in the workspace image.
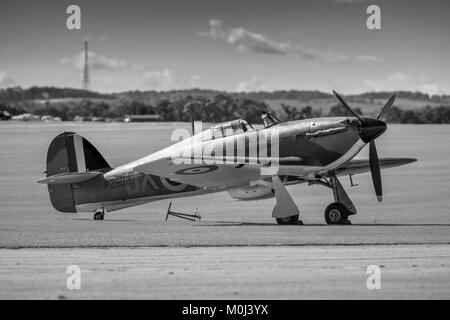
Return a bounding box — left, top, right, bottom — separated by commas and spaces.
39, 115, 63, 122
124, 114, 161, 123
91, 117, 106, 122
12, 113, 40, 121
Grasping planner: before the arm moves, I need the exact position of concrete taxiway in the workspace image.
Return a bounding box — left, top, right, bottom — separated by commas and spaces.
1, 244, 449, 299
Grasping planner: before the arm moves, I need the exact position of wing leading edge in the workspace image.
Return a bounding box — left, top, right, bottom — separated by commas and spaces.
334, 157, 417, 177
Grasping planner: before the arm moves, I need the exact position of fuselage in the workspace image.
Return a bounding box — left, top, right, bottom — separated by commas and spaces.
72, 116, 373, 213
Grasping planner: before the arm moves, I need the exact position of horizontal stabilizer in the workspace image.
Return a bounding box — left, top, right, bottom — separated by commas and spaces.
37, 171, 101, 185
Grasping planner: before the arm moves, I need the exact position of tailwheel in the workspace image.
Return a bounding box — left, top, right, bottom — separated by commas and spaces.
324, 203, 351, 225
275, 215, 303, 225
93, 208, 105, 221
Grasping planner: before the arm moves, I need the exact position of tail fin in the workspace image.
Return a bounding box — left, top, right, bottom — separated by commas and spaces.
46, 132, 111, 176
45, 132, 111, 213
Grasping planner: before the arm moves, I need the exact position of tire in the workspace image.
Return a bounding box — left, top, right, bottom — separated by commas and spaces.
324, 203, 349, 225
276, 215, 299, 225
94, 211, 104, 220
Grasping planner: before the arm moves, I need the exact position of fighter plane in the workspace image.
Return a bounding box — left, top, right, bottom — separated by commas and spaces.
38, 91, 416, 225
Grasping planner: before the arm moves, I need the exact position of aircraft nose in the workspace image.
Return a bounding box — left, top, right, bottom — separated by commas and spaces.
358, 118, 387, 143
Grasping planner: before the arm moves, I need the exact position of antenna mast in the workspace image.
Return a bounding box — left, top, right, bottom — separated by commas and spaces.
82, 41, 90, 91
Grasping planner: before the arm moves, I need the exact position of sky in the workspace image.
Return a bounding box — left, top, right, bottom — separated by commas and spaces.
0, 0, 449, 94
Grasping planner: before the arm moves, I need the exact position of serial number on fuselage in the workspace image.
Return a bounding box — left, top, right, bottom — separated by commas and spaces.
104, 175, 132, 189
102, 173, 194, 195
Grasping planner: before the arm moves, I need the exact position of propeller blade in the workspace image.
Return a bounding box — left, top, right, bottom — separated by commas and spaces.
332, 90, 364, 122
377, 95, 396, 120
369, 141, 383, 202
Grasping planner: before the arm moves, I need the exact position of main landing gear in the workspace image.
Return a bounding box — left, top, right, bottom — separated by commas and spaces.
324, 203, 352, 225
93, 208, 106, 220
270, 173, 356, 225
322, 175, 356, 225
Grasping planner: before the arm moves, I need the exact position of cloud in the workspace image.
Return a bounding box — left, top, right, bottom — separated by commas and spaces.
236, 76, 267, 92
0, 71, 16, 88
61, 51, 202, 91
356, 55, 382, 63
142, 69, 201, 91
201, 19, 380, 63
363, 72, 444, 95
204, 19, 290, 55
420, 83, 440, 96
82, 69, 201, 92
61, 51, 138, 72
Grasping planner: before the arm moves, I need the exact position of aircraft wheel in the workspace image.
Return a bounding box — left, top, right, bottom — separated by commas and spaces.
324, 203, 350, 225
93, 210, 104, 221
276, 215, 302, 225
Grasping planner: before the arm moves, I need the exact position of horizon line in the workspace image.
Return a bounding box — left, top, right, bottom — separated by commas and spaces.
1, 85, 449, 97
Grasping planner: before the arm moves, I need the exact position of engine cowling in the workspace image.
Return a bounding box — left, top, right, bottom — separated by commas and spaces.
228, 185, 274, 200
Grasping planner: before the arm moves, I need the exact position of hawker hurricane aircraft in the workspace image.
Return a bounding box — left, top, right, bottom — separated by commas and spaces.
38, 91, 416, 225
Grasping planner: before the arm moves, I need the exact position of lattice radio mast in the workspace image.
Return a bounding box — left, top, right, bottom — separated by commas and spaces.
82, 41, 90, 91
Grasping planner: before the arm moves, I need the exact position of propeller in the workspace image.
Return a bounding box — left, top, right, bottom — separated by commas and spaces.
369, 140, 382, 201
333, 90, 364, 123
332, 91, 396, 202
377, 94, 396, 120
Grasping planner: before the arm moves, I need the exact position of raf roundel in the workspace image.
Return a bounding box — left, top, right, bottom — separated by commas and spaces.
175, 165, 219, 175
160, 177, 188, 192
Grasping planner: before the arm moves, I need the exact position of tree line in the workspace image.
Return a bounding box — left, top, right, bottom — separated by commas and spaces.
2, 86, 450, 104
281, 103, 450, 124
1, 92, 449, 124
0, 94, 271, 124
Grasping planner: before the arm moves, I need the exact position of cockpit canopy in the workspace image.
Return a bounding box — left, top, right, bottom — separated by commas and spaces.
209, 119, 254, 139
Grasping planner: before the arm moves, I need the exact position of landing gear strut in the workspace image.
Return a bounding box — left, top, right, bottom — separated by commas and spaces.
271, 175, 303, 225
324, 175, 356, 225
93, 208, 105, 220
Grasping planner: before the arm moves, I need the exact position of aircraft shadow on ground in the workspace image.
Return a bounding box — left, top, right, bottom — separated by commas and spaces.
71, 218, 450, 227
197, 222, 450, 227
74, 218, 135, 222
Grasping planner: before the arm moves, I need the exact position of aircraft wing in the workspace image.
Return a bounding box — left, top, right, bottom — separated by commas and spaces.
334, 157, 417, 177
131, 156, 416, 189
133, 156, 263, 188
132, 154, 311, 189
